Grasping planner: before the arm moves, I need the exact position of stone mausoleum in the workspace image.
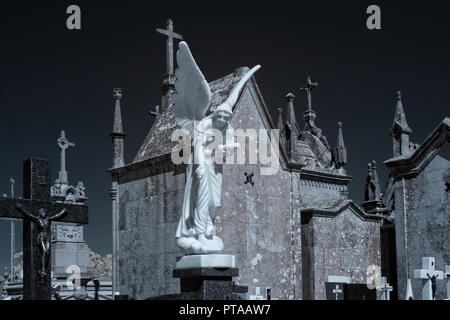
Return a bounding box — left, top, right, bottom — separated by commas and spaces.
108, 21, 383, 300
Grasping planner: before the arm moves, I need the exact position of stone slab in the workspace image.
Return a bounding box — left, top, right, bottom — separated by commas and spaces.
175, 254, 235, 270
327, 275, 351, 283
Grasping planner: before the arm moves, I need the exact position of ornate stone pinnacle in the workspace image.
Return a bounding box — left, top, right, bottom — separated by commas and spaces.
277, 107, 283, 114
285, 92, 295, 101
338, 121, 343, 128
397, 90, 402, 101
113, 88, 123, 100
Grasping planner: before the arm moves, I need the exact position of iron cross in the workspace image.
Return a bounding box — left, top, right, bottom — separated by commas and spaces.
156, 19, 183, 76
300, 76, 318, 110
0, 159, 88, 300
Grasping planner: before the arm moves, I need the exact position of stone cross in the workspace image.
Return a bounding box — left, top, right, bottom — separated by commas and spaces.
0, 159, 88, 300
300, 76, 318, 110
332, 284, 343, 300
156, 19, 183, 77
413, 257, 443, 300
56, 130, 75, 185
376, 277, 393, 300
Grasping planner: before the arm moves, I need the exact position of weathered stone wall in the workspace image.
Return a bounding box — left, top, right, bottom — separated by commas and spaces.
395, 145, 449, 300
298, 179, 346, 207
216, 86, 299, 299
302, 208, 381, 300
117, 168, 185, 299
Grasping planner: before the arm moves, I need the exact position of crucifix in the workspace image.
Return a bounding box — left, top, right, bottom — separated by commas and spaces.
0, 158, 88, 300
56, 130, 75, 185
300, 76, 318, 111
332, 284, 343, 300
413, 257, 443, 300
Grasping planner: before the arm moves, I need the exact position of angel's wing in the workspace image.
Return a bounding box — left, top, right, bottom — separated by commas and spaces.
173, 42, 212, 132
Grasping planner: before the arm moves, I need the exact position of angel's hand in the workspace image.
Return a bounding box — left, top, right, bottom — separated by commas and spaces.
195, 165, 206, 179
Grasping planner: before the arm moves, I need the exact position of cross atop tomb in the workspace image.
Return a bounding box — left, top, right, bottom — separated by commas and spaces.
413, 257, 443, 300
332, 284, 342, 300
56, 130, 75, 185
0, 159, 88, 300
156, 19, 183, 77
376, 277, 393, 300
300, 76, 318, 110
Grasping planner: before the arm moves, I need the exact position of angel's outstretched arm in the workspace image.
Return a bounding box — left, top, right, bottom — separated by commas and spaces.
16, 203, 39, 220
50, 209, 67, 221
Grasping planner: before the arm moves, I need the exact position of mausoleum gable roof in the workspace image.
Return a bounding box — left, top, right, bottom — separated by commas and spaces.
384, 117, 449, 177
133, 67, 264, 163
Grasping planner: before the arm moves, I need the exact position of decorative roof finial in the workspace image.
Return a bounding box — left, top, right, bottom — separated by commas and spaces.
334, 121, 347, 168
277, 107, 283, 130
111, 87, 126, 168
113, 87, 122, 101
300, 76, 318, 111
285, 93, 297, 127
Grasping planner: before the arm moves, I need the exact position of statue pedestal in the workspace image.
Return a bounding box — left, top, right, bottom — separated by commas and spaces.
173, 255, 246, 300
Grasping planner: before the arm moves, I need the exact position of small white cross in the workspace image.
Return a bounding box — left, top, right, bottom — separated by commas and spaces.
332, 285, 343, 300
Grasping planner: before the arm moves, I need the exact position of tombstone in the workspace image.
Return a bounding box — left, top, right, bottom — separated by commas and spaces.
413, 257, 443, 300
376, 277, 393, 300
0, 159, 88, 300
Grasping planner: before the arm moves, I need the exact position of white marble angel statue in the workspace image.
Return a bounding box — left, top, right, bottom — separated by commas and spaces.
173, 41, 260, 254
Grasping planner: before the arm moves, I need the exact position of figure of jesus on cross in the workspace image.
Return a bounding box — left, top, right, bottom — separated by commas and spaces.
16, 204, 66, 277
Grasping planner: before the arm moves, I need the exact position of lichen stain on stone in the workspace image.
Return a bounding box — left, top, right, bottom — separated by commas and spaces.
251, 253, 262, 267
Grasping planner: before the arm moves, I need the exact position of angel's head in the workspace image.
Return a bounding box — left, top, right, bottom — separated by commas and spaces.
211, 104, 232, 130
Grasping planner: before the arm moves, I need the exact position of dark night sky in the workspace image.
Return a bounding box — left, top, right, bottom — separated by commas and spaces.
0, 1, 449, 270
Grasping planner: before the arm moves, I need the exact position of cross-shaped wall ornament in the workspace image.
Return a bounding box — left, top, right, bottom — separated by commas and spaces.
244, 172, 254, 186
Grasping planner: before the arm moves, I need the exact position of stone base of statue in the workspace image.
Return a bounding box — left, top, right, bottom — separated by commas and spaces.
173, 254, 247, 300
